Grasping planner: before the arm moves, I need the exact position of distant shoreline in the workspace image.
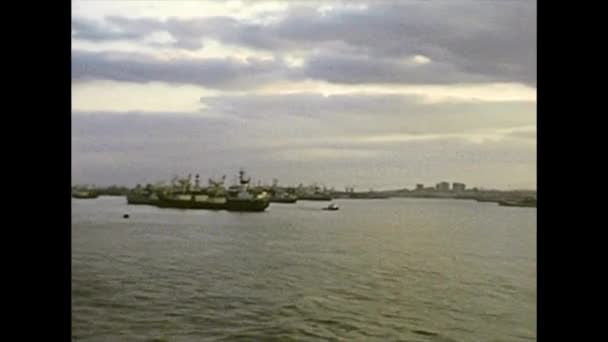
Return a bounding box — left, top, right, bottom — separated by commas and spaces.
80, 185, 536, 208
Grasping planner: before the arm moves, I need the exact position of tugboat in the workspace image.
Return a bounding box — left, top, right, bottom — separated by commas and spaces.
323, 203, 339, 211
155, 174, 227, 210
225, 170, 270, 212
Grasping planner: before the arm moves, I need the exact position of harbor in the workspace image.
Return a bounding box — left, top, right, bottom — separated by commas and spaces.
75, 175, 536, 209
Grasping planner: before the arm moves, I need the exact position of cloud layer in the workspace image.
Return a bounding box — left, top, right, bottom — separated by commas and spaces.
71, 1, 537, 189
72, 1, 536, 87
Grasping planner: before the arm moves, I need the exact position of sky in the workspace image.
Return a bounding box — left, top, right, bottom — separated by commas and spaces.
72, 0, 536, 190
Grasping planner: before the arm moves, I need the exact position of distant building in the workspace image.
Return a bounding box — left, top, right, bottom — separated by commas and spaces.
436, 182, 450, 192
452, 182, 466, 192
416, 184, 424, 191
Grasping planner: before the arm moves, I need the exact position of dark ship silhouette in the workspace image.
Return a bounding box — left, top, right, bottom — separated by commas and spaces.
131, 171, 270, 212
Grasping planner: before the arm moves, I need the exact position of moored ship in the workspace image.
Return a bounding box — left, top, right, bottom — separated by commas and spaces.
498, 197, 537, 208
298, 192, 332, 201
127, 184, 159, 205
72, 190, 99, 199
347, 191, 390, 199
127, 192, 159, 205
72, 186, 99, 199
225, 170, 270, 212
155, 174, 227, 210
156, 193, 227, 210
270, 193, 298, 203
269, 180, 298, 203
296, 184, 332, 201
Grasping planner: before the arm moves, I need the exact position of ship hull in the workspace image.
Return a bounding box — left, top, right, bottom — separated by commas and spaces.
155, 199, 226, 210
270, 197, 297, 203
347, 194, 389, 199
126, 194, 158, 205
155, 194, 226, 210
498, 200, 536, 208
298, 196, 332, 201
225, 199, 270, 212
72, 193, 99, 199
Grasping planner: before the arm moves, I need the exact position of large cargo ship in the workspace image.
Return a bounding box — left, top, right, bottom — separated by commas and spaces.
156, 193, 227, 210
298, 192, 332, 201
148, 171, 269, 212
155, 174, 227, 210
268, 179, 297, 203
297, 184, 332, 201
225, 170, 270, 212
127, 192, 158, 205
269, 193, 298, 203
126, 185, 159, 205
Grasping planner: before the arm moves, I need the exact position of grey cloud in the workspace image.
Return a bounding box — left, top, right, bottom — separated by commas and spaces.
302, 52, 492, 84
163, 17, 241, 49
72, 1, 536, 85
72, 17, 157, 42
72, 50, 296, 89
72, 111, 536, 189
200, 93, 536, 137
275, 2, 536, 84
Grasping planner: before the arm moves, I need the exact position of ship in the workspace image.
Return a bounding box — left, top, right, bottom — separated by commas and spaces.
156, 193, 227, 210
268, 179, 298, 203
225, 170, 270, 212
127, 192, 159, 205
126, 184, 159, 205
72, 190, 99, 199
347, 191, 390, 199
299, 193, 332, 201
298, 185, 332, 201
270, 192, 298, 203
498, 197, 537, 208
155, 174, 227, 210
72, 186, 99, 199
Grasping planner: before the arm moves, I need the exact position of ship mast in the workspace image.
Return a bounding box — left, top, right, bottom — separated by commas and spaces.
238, 169, 251, 191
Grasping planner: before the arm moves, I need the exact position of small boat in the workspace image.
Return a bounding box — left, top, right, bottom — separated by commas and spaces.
323, 203, 339, 211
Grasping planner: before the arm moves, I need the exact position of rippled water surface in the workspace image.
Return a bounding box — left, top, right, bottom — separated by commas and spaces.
72, 196, 536, 341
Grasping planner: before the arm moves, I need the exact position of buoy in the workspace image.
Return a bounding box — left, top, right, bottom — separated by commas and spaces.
123, 214, 130, 219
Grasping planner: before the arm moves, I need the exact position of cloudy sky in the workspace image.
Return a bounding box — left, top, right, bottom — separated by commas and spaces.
72, 0, 536, 190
